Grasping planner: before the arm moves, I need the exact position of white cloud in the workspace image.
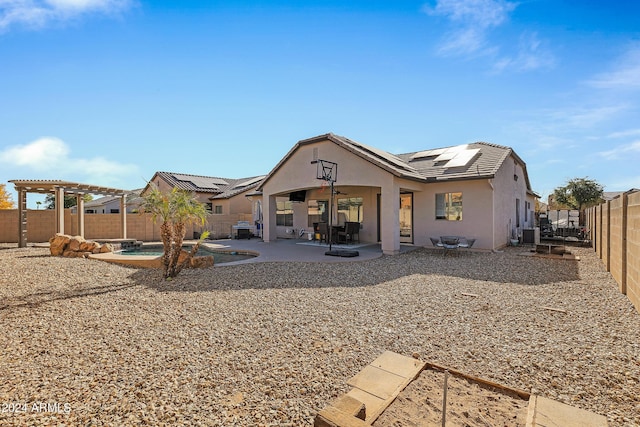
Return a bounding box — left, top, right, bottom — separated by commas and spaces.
610, 176, 640, 191
424, 0, 515, 29
548, 105, 629, 129
438, 27, 494, 56
424, 0, 554, 72
606, 129, 640, 139
492, 32, 555, 73
587, 45, 640, 90
424, 0, 516, 56
0, 136, 139, 180
598, 140, 640, 160
0, 0, 132, 32
0, 137, 69, 169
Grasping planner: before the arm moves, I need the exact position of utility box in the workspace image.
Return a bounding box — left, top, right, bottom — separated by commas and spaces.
523, 228, 540, 244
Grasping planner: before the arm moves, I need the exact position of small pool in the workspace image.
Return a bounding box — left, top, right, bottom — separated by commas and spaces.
119, 245, 257, 264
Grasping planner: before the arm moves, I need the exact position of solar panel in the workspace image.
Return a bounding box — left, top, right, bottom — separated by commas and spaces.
233, 175, 266, 189
433, 145, 469, 162
444, 148, 480, 168
410, 148, 446, 160
172, 174, 228, 189
350, 140, 418, 172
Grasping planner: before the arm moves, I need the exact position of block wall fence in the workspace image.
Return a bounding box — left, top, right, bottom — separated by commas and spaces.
0, 210, 253, 244
587, 190, 640, 314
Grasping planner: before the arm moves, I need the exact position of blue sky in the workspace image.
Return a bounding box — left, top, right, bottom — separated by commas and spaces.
1, 0, 639, 208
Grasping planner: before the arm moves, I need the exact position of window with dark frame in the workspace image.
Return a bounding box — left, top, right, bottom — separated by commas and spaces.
435, 192, 462, 221
307, 200, 328, 226
337, 197, 363, 223
276, 200, 293, 226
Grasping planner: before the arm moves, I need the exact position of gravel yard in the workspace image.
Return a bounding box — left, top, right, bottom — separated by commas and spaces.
1, 244, 639, 426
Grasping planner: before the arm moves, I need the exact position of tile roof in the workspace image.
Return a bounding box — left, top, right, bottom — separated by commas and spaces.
84, 189, 143, 208
152, 172, 266, 199
602, 188, 640, 200
395, 141, 513, 182
292, 134, 527, 185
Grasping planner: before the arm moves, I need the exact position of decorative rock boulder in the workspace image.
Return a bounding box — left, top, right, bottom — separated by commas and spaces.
49, 234, 114, 257
67, 235, 85, 252
190, 255, 214, 269
49, 233, 71, 256
80, 240, 100, 253
176, 249, 215, 269
100, 243, 114, 253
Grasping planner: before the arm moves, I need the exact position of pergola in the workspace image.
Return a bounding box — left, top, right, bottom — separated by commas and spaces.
9, 180, 128, 248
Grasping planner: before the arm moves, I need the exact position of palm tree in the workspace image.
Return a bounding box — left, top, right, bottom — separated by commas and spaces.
139, 184, 209, 279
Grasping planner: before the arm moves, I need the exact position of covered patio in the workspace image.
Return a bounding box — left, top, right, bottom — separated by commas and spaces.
9, 180, 128, 248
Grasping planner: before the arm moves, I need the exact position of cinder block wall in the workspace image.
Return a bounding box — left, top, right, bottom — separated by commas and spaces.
609, 197, 624, 292
0, 209, 254, 243
29, 210, 58, 242
588, 191, 640, 314
601, 202, 610, 271
627, 192, 640, 312
0, 209, 19, 242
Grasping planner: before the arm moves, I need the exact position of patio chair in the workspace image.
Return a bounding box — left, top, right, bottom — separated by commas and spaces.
429, 237, 443, 248
317, 222, 335, 244
440, 236, 460, 256
338, 222, 360, 244
458, 238, 476, 249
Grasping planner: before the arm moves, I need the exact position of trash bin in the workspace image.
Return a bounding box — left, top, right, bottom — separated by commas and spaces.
193, 231, 201, 239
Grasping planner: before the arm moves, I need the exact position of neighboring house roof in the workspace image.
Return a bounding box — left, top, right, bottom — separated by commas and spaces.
602, 188, 640, 201
84, 189, 143, 209
258, 133, 534, 192
149, 172, 266, 200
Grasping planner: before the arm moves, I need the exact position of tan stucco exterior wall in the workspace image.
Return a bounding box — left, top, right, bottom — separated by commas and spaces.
147, 174, 255, 234
260, 140, 408, 254
491, 156, 532, 248
226, 191, 253, 214
412, 179, 494, 249
259, 139, 532, 253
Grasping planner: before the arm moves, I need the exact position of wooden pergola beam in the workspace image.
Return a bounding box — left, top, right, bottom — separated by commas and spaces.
8, 179, 128, 247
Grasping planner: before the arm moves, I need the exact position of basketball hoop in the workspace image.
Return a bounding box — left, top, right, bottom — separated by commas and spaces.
316, 159, 337, 184
320, 180, 329, 193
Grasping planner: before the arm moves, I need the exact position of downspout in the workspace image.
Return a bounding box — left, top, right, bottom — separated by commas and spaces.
488, 179, 497, 251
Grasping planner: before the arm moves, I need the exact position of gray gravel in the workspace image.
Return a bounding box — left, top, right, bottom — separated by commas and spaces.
1, 244, 639, 426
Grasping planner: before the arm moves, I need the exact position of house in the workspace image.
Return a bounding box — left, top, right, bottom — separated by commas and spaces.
143, 171, 265, 238
81, 189, 143, 214
257, 133, 538, 254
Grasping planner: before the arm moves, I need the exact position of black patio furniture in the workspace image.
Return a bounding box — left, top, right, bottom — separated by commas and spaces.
440, 236, 460, 256
338, 222, 360, 244
458, 237, 476, 249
